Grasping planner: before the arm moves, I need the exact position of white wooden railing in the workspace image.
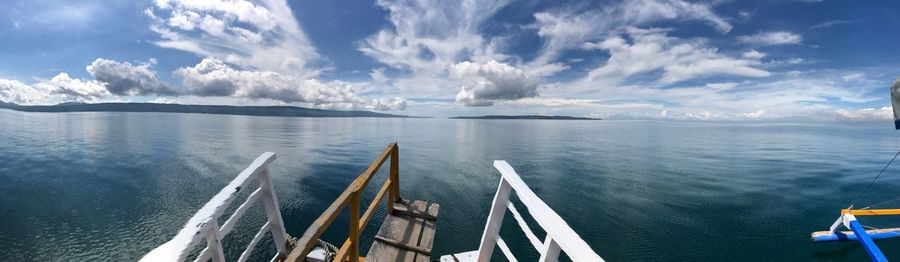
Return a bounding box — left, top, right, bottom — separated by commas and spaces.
468, 161, 604, 262
141, 152, 290, 262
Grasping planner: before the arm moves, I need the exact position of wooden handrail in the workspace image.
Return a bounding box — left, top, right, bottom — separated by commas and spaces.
286, 143, 401, 262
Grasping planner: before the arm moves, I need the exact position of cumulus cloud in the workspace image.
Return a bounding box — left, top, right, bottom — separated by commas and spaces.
0, 79, 49, 105
145, 0, 321, 77
586, 28, 770, 84
87, 58, 177, 96
34, 73, 109, 100
738, 31, 803, 46
175, 58, 406, 110
0, 73, 111, 105
452, 60, 539, 106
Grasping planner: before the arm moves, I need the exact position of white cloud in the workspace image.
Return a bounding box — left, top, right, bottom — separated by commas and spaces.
0, 73, 111, 105
834, 107, 891, 121
586, 28, 770, 84
528, 0, 732, 75
142, 0, 407, 111
86, 58, 176, 96
738, 31, 803, 45
0, 79, 50, 105
742, 50, 766, 59
146, 0, 321, 77
175, 58, 406, 110
619, 0, 732, 33
451, 60, 539, 106
358, 0, 513, 98
359, 0, 738, 105
34, 73, 109, 100
7, 2, 101, 31
811, 20, 856, 29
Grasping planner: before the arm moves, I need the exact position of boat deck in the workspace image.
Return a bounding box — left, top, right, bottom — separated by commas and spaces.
140, 143, 602, 262
366, 199, 440, 262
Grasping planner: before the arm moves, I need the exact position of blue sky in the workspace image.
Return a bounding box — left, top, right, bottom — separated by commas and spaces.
0, 0, 898, 120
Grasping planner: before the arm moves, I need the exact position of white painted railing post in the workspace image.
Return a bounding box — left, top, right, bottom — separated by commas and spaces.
259, 167, 289, 258
476, 178, 512, 262
205, 222, 226, 262
441, 160, 605, 262
538, 235, 561, 262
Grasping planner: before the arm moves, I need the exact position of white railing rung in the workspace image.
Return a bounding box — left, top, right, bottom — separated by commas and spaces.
506, 201, 543, 251
193, 247, 211, 262
220, 188, 263, 236
476, 178, 512, 262
205, 222, 226, 262
237, 222, 272, 262
258, 168, 289, 256
495, 237, 518, 262
537, 236, 561, 262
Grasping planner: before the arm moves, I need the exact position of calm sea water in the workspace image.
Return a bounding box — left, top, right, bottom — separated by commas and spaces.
3, 109, 900, 261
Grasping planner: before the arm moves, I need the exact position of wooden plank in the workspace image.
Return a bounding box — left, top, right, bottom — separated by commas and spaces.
366, 200, 429, 262
374, 235, 431, 255
393, 203, 438, 221
842, 209, 900, 216
414, 203, 440, 262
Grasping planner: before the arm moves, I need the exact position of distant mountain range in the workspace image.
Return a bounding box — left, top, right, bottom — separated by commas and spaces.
450, 115, 601, 120
0, 102, 410, 118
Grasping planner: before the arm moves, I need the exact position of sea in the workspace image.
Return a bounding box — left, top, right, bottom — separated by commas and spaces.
3, 109, 900, 261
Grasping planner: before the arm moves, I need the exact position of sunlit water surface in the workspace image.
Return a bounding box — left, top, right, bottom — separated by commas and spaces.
3, 109, 900, 261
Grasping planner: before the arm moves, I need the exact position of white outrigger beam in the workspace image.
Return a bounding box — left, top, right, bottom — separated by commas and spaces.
441, 161, 604, 262
811, 209, 900, 262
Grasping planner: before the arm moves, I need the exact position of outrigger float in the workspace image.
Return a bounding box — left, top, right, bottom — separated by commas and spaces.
810, 80, 900, 262
142, 143, 603, 261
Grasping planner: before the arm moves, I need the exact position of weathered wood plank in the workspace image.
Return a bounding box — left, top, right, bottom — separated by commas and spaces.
414, 203, 440, 262
366, 200, 441, 262
393, 203, 438, 221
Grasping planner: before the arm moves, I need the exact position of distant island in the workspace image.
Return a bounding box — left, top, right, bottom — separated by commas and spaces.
0, 102, 411, 118
450, 115, 601, 120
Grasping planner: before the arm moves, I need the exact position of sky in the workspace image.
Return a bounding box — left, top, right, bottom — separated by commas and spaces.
0, 0, 899, 120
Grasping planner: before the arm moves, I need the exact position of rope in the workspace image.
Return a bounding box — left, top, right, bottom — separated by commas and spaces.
316, 239, 339, 262
849, 149, 900, 209
863, 195, 900, 210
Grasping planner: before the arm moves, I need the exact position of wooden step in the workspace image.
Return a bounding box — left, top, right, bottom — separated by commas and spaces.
365, 199, 440, 262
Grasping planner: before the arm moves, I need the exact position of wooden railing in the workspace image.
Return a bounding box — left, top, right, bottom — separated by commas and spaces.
141, 152, 290, 262
475, 161, 603, 262
286, 143, 400, 262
